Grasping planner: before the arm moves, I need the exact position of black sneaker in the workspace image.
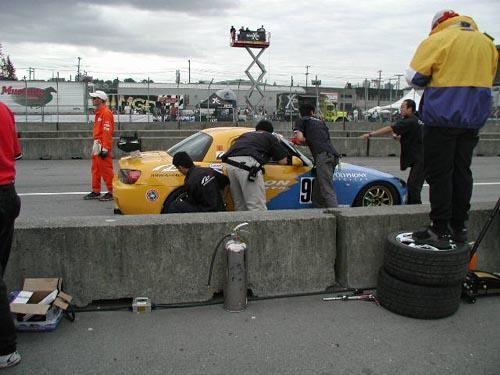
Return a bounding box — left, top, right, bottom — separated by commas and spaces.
412, 226, 453, 250
83, 192, 101, 200
99, 192, 113, 201
451, 227, 467, 243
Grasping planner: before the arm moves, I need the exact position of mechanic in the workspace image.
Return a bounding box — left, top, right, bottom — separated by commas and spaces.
406, 9, 497, 247
361, 99, 425, 204
0, 100, 22, 369
167, 151, 229, 213
84, 90, 115, 202
292, 103, 340, 208
222, 120, 288, 211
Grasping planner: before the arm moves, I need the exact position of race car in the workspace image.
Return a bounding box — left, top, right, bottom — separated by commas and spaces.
113, 127, 407, 214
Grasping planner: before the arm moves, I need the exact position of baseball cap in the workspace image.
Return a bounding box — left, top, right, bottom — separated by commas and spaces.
431, 9, 459, 30
89, 90, 108, 101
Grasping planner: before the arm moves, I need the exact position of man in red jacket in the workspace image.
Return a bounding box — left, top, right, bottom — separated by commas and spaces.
84, 90, 115, 201
0, 100, 22, 368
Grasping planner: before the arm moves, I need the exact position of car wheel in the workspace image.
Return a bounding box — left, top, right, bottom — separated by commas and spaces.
377, 268, 461, 319
161, 188, 186, 214
384, 232, 469, 286
353, 182, 399, 207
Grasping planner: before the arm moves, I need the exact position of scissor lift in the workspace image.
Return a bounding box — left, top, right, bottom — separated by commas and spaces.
230, 29, 271, 116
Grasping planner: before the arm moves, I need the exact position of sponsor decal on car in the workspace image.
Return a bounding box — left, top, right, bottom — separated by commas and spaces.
151, 164, 179, 177
265, 180, 291, 190
146, 189, 160, 202
209, 163, 224, 173
334, 171, 368, 182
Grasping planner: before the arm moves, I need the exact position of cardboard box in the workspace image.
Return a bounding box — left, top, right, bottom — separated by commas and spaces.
9, 278, 72, 332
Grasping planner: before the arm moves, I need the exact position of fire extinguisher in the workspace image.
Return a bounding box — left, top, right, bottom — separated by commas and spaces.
207, 222, 249, 312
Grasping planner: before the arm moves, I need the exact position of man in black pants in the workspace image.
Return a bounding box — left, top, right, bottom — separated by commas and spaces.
406, 9, 497, 247
361, 99, 425, 204
292, 103, 340, 208
167, 152, 229, 213
0, 101, 22, 369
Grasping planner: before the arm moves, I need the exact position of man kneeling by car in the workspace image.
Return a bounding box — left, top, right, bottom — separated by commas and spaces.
166, 151, 230, 213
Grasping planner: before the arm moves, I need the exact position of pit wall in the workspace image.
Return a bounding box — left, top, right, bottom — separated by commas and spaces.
5, 203, 499, 306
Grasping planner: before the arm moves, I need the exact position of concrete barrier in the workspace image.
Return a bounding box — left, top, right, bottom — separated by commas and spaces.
333, 202, 500, 288
5, 210, 336, 306
4, 204, 498, 307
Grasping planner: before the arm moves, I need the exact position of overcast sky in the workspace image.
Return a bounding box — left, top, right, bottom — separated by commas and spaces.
1, 0, 498, 87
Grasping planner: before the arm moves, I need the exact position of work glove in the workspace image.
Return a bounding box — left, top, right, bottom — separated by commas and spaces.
99, 148, 109, 158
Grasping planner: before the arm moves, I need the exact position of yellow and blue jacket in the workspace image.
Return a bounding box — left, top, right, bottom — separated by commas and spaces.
406, 15, 498, 129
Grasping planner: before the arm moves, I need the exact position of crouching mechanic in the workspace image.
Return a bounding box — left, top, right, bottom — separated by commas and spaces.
167, 152, 230, 213
222, 120, 288, 211
84, 90, 115, 202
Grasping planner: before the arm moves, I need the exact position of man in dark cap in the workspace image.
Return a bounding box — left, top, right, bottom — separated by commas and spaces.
222, 120, 288, 211
166, 152, 229, 213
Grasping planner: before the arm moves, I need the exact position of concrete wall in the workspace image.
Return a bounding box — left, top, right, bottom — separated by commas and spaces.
5, 210, 336, 306
15, 119, 500, 159
5, 203, 499, 307
19, 136, 500, 160
333, 202, 500, 288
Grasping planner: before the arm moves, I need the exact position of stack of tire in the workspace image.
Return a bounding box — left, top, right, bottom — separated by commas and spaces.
377, 231, 470, 319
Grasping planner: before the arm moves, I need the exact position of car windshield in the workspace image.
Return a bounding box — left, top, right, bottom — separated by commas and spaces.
276, 133, 313, 167
167, 132, 213, 161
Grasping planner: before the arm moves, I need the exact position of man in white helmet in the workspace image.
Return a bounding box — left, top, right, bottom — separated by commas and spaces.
84, 90, 115, 201
406, 10, 497, 248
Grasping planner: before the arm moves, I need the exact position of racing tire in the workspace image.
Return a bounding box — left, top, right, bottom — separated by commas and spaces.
377, 268, 461, 319
161, 188, 186, 214
384, 232, 470, 286
353, 182, 399, 207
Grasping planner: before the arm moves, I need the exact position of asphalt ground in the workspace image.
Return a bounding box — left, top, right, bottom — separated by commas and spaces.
7, 156, 500, 374
13, 156, 500, 219
6, 294, 500, 375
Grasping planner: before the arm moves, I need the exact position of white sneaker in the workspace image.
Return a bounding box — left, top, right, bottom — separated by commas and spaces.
0, 351, 21, 369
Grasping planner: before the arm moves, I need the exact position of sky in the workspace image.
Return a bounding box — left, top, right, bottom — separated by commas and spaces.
1, 0, 499, 87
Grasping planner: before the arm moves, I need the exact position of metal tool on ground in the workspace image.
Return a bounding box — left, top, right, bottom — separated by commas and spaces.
207, 222, 250, 312
462, 197, 500, 303
323, 290, 379, 306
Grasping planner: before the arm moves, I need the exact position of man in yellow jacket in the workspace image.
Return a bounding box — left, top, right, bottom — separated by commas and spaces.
406, 10, 497, 248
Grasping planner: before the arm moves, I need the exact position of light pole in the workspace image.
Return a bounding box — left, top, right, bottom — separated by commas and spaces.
207, 78, 214, 126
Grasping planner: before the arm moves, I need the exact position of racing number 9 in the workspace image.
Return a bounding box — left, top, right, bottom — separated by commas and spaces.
300, 177, 314, 204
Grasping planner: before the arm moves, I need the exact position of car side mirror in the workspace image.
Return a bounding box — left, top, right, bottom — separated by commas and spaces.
291, 156, 303, 167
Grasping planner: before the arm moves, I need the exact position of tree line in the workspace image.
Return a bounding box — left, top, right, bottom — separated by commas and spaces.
0, 44, 17, 80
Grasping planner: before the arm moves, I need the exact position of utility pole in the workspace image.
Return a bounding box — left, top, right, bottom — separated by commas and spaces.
289, 75, 293, 128
312, 75, 321, 114
364, 78, 368, 112
77, 57, 81, 81
27, 67, 34, 80
188, 59, 191, 84
207, 78, 214, 125
377, 70, 382, 106
394, 73, 403, 99
305, 65, 311, 88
